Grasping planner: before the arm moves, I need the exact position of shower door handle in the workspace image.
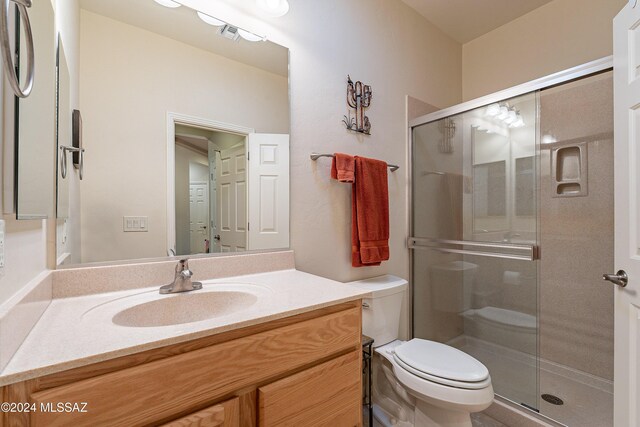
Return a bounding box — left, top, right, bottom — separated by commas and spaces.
603, 270, 628, 287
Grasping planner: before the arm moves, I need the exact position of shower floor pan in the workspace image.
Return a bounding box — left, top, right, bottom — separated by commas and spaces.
450, 335, 613, 427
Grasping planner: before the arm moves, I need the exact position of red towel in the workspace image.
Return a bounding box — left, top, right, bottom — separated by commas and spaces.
351, 156, 389, 267
331, 153, 355, 183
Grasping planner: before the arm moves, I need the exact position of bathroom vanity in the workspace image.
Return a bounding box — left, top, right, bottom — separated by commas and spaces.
0, 256, 367, 426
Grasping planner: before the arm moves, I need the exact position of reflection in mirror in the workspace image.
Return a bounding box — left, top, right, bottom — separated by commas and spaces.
56, 38, 71, 220
472, 128, 508, 233
56, 0, 290, 266
468, 95, 537, 242
473, 161, 506, 217
16, 0, 56, 218
173, 125, 289, 255
515, 157, 535, 216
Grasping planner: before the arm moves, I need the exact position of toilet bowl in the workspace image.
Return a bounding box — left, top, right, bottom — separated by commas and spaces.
348, 275, 494, 427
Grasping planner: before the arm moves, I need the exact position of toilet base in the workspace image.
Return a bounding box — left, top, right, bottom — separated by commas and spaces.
415, 400, 472, 427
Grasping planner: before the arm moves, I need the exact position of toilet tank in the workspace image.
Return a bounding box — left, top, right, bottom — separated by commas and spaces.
346, 275, 408, 347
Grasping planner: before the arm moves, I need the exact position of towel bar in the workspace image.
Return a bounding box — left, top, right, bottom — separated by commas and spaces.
310, 153, 399, 171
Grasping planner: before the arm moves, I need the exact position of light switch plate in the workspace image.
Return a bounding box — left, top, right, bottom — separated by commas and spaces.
123, 216, 148, 232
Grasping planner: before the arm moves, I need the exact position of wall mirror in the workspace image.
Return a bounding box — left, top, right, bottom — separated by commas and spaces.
56, 0, 290, 266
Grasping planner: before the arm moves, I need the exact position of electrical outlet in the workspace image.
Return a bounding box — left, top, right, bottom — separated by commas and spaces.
123, 216, 148, 232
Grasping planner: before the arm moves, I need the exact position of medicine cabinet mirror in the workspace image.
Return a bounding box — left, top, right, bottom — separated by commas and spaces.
14, 0, 56, 219
54, 0, 290, 266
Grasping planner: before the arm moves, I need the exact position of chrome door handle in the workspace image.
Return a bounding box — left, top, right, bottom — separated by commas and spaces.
603, 270, 628, 287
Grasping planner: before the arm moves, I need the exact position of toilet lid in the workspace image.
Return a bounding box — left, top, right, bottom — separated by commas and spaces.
393, 339, 490, 388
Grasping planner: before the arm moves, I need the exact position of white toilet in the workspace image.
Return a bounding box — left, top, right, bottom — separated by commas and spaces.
349, 275, 494, 427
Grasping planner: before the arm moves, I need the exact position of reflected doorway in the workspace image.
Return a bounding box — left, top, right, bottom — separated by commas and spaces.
174, 124, 246, 255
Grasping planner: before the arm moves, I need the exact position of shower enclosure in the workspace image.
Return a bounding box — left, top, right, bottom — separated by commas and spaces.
410, 64, 614, 427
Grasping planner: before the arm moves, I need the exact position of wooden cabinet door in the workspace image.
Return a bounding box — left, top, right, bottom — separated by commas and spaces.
258, 351, 361, 427
161, 398, 239, 427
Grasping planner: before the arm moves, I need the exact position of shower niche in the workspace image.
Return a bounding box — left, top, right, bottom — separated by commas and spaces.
551, 143, 588, 197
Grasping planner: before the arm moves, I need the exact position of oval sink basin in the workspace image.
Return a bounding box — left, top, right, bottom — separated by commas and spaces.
112, 291, 258, 327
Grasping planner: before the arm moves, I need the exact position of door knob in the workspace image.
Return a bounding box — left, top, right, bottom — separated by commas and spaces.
603, 270, 628, 287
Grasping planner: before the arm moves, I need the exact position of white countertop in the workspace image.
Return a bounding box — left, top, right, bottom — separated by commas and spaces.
0, 269, 367, 386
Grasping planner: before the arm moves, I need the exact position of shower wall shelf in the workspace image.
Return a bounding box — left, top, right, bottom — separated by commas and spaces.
551, 142, 588, 197
408, 237, 540, 261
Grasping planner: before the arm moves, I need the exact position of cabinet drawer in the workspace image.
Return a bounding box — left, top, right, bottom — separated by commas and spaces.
162, 398, 239, 427
28, 307, 360, 426
258, 350, 361, 427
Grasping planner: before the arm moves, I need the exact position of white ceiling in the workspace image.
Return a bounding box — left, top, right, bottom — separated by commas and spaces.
176, 124, 245, 153
401, 0, 554, 44
79, 0, 288, 76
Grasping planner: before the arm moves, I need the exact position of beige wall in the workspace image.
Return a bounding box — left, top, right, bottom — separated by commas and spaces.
462, 0, 625, 101
78, 11, 288, 263
0, 0, 79, 307
182, 0, 462, 293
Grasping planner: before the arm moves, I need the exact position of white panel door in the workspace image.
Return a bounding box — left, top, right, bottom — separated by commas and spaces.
189, 182, 209, 254
216, 143, 247, 252
614, 3, 640, 425
247, 134, 290, 250
208, 144, 219, 253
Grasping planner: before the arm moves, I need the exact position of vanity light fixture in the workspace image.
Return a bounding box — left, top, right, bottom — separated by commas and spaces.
195, 11, 265, 42
197, 11, 225, 27
485, 102, 525, 128
153, 0, 181, 8
496, 105, 509, 120
485, 104, 500, 116
510, 114, 525, 128
504, 109, 517, 125
256, 0, 290, 17
238, 28, 266, 42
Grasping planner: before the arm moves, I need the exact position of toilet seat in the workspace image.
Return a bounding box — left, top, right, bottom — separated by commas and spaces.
393, 339, 491, 390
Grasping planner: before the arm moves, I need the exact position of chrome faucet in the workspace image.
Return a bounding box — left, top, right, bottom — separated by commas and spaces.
159, 259, 203, 294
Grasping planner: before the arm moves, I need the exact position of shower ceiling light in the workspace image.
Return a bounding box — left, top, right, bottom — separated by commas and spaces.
197, 11, 226, 27
256, 0, 290, 17
153, 0, 181, 8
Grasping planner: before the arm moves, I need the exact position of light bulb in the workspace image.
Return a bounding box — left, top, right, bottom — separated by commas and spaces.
504, 109, 517, 124
510, 113, 525, 128
256, 0, 290, 17
486, 104, 500, 116
154, 0, 181, 8
197, 11, 225, 26
497, 105, 509, 120
238, 29, 264, 42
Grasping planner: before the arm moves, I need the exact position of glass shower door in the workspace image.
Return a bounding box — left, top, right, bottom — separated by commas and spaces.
410, 92, 540, 410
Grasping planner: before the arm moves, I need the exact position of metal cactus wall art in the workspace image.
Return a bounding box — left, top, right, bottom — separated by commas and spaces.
342, 75, 372, 135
